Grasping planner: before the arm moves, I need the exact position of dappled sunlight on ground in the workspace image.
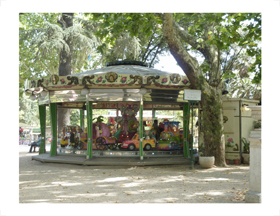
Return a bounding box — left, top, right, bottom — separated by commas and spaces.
19, 146, 250, 203
96, 177, 129, 183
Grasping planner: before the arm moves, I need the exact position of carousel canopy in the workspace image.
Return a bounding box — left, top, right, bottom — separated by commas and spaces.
24, 60, 228, 106
24, 60, 195, 106
25, 60, 191, 92
24, 60, 228, 107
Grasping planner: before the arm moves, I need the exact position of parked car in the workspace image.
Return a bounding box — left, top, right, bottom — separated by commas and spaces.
121, 133, 155, 151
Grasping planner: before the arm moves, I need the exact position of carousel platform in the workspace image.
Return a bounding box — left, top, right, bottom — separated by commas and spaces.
31, 150, 199, 166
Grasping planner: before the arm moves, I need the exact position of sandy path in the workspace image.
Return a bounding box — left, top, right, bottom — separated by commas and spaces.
19, 145, 249, 203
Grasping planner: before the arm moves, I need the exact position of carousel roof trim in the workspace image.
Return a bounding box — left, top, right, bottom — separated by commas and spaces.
25, 63, 191, 94
72, 64, 182, 78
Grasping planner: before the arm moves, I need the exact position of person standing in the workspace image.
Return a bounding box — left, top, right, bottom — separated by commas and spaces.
152, 120, 161, 141
29, 134, 41, 153
19, 127, 23, 137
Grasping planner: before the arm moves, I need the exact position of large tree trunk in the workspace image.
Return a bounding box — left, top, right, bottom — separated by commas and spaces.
57, 13, 74, 134
161, 13, 226, 167
199, 87, 226, 166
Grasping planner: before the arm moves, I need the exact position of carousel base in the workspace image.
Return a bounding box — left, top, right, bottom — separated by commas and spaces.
58, 148, 187, 157
31, 151, 199, 166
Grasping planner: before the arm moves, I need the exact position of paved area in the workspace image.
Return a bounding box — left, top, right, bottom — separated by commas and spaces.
19, 144, 250, 203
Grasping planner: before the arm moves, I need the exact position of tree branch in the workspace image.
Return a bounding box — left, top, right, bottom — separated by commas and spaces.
141, 33, 154, 60
162, 13, 202, 88
93, 56, 104, 69
57, 16, 66, 28
144, 37, 164, 63
173, 20, 215, 62
38, 60, 53, 76
150, 46, 161, 67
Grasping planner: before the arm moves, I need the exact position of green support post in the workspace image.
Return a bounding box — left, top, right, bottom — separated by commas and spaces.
152, 107, 156, 120
190, 101, 195, 169
80, 109, 84, 130
139, 99, 144, 160
49, 103, 57, 156
183, 103, 190, 158
38, 105, 46, 154
86, 101, 93, 159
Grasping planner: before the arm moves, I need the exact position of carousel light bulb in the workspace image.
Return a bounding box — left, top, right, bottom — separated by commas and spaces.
81, 88, 89, 95
139, 88, 147, 95
30, 94, 36, 101
41, 91, 48, 98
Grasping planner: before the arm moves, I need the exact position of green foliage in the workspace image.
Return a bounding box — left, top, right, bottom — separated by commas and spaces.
242, 137, 250, 153
70, 109, 80, 125
85, 13, 168, 67
93, 115, 104, 123
173, 13, 261, 85
225, 142, 233, 147
253, 120, 261, 129
19, 13, 261, 163
19, 13, 101, 100
226, 73, 261, 100
19, 94, 40, 126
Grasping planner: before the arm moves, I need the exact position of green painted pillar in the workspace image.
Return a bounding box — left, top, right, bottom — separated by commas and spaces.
139, 99, 144, 160
190, 101, 195, 169
49, 103, 57, 156
38, 105, 46, 154
152, 107, 156, 120
183, 103, 190, 158
80, 109, 84, 130
86, 101, 93, 159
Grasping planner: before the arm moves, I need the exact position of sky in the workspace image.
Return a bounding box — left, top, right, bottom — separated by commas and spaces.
155, 54, 185, 75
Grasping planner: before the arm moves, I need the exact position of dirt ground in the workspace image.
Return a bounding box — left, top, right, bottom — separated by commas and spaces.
19, 144, 250, 203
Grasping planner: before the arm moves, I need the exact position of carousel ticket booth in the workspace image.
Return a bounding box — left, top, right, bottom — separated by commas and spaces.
25, 60, 199, 165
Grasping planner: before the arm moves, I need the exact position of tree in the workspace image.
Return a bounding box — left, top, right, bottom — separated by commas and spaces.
85, 13, 261, 166
20, 13, 261, 166
160, 13, 261, 166
85, 13, 169, 67
69, 109, 80, 125
19, 13, 100, 132
225, 50, 261, 101
19, 93, 40, 126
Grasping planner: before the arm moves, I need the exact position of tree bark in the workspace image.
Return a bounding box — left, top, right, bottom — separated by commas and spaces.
57, 13, 74, 134
199, 88, 226, 166
162, 13, 226, 166
58, 13, 73, 76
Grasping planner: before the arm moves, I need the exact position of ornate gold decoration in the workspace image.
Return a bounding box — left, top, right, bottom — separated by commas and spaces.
51, 75, 59, 85
105, 72, 118, 83
37, 79, 45, 88
82, 75, 95, 85
129, 75, 142, 84
170, 74, 181, 84
146, 75, 160, 85
67, 76, 79, 85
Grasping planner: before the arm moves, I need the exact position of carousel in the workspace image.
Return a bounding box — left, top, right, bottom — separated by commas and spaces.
25, 59, 202, 165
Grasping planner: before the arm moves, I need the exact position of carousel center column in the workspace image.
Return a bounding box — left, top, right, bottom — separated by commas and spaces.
86, 100, 93, 159
39, 105, 46, 154
49, 103, 57, 156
